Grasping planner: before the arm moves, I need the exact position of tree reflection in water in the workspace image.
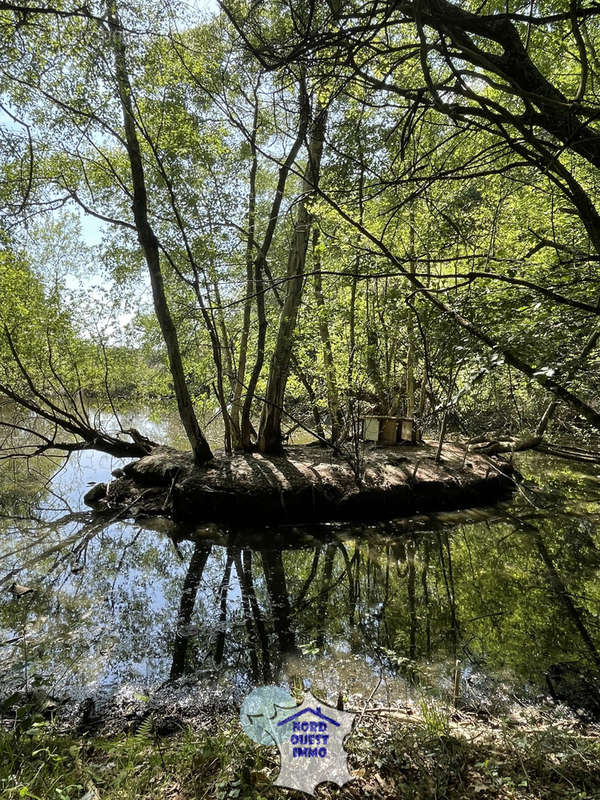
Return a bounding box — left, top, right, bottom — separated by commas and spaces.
0, 450, 599, 717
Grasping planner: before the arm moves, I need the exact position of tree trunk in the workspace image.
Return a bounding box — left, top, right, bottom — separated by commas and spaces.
258, 101, 328, 453
407, 536, 417, 659
234, 550, 260, 680
313, 227, 343, 442
406, 208, 417, 419
214, 550, 233, 665
107, 4, 212, 465
239, 550, 272, 682
315, 543, 336, 650
239, 82, 309, 450
232, 90, 260, 449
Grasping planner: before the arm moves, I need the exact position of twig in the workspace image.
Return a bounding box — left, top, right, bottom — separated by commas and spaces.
355, 676, 383, 730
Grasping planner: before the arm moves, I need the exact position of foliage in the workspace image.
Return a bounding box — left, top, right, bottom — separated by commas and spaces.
0, 0, 598, 455
0, 705, 598, 799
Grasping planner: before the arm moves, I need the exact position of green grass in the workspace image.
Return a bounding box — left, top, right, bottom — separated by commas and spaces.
1, 708, 599, 799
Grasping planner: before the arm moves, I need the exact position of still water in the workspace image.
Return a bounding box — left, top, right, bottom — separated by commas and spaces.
1, 409, 599, 720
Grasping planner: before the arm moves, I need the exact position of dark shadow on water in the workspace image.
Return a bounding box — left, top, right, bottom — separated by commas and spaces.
1, 449, 599, 720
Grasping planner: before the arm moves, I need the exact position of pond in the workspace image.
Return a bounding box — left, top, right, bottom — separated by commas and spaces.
1, 407, 600, 723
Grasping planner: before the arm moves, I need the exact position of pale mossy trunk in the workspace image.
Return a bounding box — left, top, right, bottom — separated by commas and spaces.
257, 101, 328, 454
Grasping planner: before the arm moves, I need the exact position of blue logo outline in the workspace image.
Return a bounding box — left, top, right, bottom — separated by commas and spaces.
276, 705, 340, 727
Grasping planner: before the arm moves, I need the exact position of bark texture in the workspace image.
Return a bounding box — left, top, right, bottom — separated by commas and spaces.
108, 3, 212, 465
258, 101, 328, 453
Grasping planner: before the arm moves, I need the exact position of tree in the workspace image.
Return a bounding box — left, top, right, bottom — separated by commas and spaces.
258, 91, 327, 453
224, 0, 600, 435
107, 2, 213, 463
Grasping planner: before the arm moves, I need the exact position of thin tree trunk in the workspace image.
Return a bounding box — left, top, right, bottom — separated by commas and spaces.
365, 316, 387, 410
406, 207, 417, 420
421, 537, 431, 657
232, 90, 260, 449
240, 82, 310, 449
313, 227, 343, 442
137, 112, 232, 455
199, 269, 233, 454
347, 154, 365, 395
437, 531, 458, 656
241, 550, 272, 683
407, 536, 417, 659
107, 4, 212, 464
348, 269, 358, 390
315, 543, 336, 649
261, 550, 298, 657
205, 240, 237, 427
258, 101, 328, 453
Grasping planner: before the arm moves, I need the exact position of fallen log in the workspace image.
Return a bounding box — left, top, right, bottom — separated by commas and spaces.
468, 434, 541, 456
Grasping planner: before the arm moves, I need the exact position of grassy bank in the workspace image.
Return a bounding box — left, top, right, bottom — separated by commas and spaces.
2, 701, 598, 800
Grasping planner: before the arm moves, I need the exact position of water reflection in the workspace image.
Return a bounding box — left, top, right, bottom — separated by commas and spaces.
1, 445, 599, 719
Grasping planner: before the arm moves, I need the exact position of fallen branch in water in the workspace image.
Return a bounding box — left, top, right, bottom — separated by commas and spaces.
535, 442, 600, 463
467, 434, 600, 463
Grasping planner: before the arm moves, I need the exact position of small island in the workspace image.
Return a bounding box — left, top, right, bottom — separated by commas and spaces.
84, 442, 516, 524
